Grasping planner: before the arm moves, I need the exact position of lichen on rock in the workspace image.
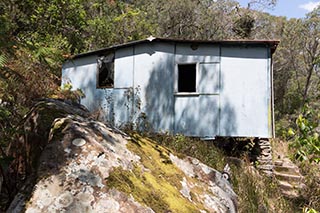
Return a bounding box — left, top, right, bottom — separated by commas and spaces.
6, 99, 237, 212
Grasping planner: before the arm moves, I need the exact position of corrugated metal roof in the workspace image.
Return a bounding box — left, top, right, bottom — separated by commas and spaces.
73, 36, 280, 59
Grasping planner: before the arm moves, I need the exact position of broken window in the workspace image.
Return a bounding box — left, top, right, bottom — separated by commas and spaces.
178, 64, 196, 92
97, 53, 114, 88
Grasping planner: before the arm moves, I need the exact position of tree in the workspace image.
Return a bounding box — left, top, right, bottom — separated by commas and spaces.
84, 1, 156, 50
301, 7, 320, 103
232, 12, 255, 38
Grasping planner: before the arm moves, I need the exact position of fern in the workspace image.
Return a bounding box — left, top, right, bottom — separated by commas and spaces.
0, 53, 8, 68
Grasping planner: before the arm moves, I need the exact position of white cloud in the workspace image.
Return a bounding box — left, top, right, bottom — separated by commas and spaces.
299, 1, 320, 12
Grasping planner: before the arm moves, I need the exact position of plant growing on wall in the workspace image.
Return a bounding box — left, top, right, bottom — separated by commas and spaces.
123, 86, 150, 131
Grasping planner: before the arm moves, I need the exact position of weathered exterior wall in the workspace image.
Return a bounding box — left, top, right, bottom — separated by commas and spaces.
133, 43, 175, 132
220, 46, 271, 137
62, 55, 105, 112
62, 47, 135, 125
62, 42, 273, 138
112, 47, 134, 127
174, 44, 220, 137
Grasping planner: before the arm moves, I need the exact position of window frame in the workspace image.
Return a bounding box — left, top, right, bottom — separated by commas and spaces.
175, 62, 199, 96
96, 52, 115, 89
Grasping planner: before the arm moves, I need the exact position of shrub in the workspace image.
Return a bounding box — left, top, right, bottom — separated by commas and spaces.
289, 104, 320, 163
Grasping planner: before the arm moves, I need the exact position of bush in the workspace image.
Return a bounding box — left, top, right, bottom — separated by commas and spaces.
289, 104, 320, 163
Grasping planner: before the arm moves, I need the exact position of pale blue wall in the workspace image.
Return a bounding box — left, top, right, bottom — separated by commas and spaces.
173, 44, 220, 137
62, 42, 272, 138
134, 43, 175, 132
220, 46, 270, 137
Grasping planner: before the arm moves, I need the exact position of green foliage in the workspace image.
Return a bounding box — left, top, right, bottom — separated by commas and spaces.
299, 160, 320, 211
303, 208, 319, 213
62, 83, 73, 91
0, 54, 7, 68
0, 0, 319, 210
231, 164, 295, 212
289, 105, 320, 163
85, 1, 156, 49
57, 83, 85, 103
233, 14, 255, 38
0, 106, 11, 121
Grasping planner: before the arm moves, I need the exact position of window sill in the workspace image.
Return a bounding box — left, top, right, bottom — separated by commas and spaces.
174, 92, 200, 97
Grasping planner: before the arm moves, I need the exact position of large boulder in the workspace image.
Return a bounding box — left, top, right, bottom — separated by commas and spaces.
6, 100, 237, 212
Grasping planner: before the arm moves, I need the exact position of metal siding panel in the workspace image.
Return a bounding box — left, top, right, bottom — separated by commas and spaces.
113, 89, 133, 127
133, 43, 175, 132
220, 46, 269, 137
198, 96, 219, 136
99, 89, 114, 123
198, 63, 220, 94
176, 44, 220, 63
268, 48, 275, 138
114, 47, 134, 88
174, 96, 200, 135
173, 43, 221, 137
174, 96, 219, 136
62, 56, 117, 124
62, 56, 102, 111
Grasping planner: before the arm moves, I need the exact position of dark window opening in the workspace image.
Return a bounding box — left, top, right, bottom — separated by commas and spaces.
97, 53, 114, 88
178, 64, 196, 92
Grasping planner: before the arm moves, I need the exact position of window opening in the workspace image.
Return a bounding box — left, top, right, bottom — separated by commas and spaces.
97, 53, 114, 88
178, 64, 196, 92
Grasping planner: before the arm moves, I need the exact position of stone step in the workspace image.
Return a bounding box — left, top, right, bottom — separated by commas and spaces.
278, 180, 294, 190
274, 165, 300, 175
278, 181, 307, 199
274, 160, 283, 166
274, 159, 295, 167
274, 171, 304, 182
261, 170, 273, 177
277, 180, 305, 191
280, 188, 300, 199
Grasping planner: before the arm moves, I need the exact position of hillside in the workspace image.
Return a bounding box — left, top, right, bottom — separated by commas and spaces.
2, 99, 318, 212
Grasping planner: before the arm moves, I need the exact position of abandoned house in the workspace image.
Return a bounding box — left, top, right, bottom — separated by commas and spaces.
62, 37, 279, 139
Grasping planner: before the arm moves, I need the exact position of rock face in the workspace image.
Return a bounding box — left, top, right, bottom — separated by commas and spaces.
7, 99, 90, 181
6, 100, 237, 212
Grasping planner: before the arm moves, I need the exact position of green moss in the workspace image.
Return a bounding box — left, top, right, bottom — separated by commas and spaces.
146, 133, 226, 171
106, 134, 207, 212
106, 167, 136, 194
107, 166, 170, 212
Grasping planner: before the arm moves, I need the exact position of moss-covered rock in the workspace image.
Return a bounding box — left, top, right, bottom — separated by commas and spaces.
6, 100, 237, 212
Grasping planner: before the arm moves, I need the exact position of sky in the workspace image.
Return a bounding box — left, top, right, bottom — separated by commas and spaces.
237, 0, 320, 18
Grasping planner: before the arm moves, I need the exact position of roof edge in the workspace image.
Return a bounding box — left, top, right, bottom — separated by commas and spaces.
72, 36, 279, 59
